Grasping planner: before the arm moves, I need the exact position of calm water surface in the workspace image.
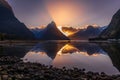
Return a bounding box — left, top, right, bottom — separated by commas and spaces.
0, 41, 120, 75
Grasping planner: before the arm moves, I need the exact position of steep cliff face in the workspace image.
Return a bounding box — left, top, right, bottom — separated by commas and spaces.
100, 9, 120, 39
38, 21, 69, 40
0, 0, 35, 40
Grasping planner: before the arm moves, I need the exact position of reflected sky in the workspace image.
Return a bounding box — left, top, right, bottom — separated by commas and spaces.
24, 51, 52, 65
23, 42, 120, 75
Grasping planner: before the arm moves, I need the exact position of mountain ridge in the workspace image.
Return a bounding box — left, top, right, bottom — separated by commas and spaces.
0, 0, 12, 11
99, 9, 120, 39
38, 21, 69, 40
0, 0, 35, 40
69, 25, 104, 40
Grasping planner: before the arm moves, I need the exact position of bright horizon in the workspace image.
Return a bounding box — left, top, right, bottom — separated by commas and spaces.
6, 0, 120, 27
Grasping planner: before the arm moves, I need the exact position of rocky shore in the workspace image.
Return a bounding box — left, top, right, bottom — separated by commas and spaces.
0, 56, 120, 80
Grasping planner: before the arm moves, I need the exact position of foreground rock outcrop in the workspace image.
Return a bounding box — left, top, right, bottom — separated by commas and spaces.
0, 0, 35, 40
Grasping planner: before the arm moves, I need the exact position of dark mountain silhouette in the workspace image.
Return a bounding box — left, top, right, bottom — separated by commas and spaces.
62, 27, 79, 36
29, 42, 101, 59
99, 43, 120, 72
69, 25, 102, 40
71, 43, 101, 55
30, 42, 66, 60
0, 0, 35, 40
38, 21, 69, 40
99, 9, 120, 39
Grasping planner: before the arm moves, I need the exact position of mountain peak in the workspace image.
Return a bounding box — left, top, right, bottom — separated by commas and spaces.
87, 25, 94, 29
47, 21, 57, 29
0, 0, 12, 11
48, 21, 56, 26
0, 0, 35, 40
38, 21, 69, 40
51, 21, 56, 24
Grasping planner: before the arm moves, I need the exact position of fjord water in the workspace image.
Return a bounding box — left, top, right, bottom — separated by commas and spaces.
0, 41, 120, 75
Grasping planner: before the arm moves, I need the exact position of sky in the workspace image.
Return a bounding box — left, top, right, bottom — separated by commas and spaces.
6, 0, 120, 27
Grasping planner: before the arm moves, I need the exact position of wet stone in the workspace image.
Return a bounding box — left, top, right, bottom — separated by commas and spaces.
0, 56, 119, 80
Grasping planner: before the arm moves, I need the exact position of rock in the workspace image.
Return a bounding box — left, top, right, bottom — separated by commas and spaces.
0, 56, 119, 80
2, 75, 8, 80
115, 77, 120, 80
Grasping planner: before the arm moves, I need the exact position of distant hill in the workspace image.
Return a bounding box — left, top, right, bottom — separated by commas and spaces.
0, 0, 35, 40
69, 25, 105, 40
30, 28, 43, 39
38, 21, 69, 40
32, 24, 106, 40
61, 27, 79, 36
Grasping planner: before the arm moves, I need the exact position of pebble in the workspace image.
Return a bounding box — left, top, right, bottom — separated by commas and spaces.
0, 56, 119, 80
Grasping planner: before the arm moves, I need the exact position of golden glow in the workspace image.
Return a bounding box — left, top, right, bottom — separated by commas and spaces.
76, 51, 89, 56
25, 51, 47, 56
46, 1, 83, 26
68, 32, 74, 36
29, 25, 46, 29
92, 54, 99, 56
57, 44, 79, 56
62, 31, 75, 36
57, 26, 75, 36
57, 44, 99, 57
61, 44, 79, 53
57, 26, 66, 35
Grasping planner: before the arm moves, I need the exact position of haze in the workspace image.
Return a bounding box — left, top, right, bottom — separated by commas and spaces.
7, 0, 120, 27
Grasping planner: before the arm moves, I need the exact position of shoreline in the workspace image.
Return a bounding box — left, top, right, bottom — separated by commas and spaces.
0, 56, 120, 80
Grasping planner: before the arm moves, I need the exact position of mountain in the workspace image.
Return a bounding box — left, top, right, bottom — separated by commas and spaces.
38, 21, 69, 40
0, 0, 35, 40
99, 9, 120, 39
69, 25, 104, 40
30, 28, 43, 39
61, 27, 79, 36
99, 26, 107, 32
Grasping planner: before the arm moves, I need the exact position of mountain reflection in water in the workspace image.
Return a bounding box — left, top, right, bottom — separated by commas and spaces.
22, 42, 120, 75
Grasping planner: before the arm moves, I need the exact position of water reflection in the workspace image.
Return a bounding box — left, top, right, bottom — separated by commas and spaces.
24, 51, 52, 65
0, 42, 119, 75
99, 43, 120, 72
23, 42, 120, 75
0, 45, 33, 57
